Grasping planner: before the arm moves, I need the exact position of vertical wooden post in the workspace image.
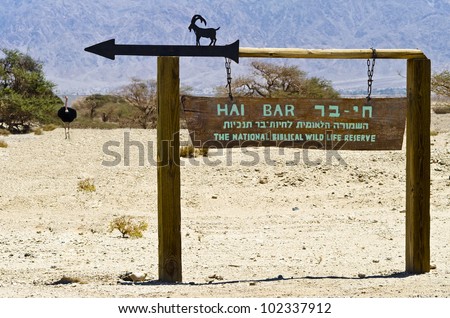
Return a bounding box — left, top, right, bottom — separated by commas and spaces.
157, 56, 182, 282
406, 58, 431, 273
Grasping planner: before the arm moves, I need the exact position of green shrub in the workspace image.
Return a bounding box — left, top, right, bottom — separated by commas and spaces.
77, 178, 96, 192
108, 216, 148, 238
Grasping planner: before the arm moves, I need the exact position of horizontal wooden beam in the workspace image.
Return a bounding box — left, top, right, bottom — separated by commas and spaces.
239, 48, 427, 60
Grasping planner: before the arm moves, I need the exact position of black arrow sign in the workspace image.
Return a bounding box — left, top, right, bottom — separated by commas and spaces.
85, 39, 239, 63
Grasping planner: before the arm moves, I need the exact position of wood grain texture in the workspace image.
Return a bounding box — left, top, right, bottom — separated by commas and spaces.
406, 59, 431, 274
157, 57, 182, 282
239, 48, 427, 59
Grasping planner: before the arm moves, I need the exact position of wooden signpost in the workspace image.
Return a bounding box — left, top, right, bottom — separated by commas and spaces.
182, 96, 407, 150
86, 35, 431, 281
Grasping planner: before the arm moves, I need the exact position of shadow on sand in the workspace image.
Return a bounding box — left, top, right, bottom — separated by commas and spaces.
118, 271, 420, 286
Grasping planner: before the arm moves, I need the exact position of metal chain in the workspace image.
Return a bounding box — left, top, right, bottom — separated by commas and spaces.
366, 48, 376, 101
225, 57, 233, 101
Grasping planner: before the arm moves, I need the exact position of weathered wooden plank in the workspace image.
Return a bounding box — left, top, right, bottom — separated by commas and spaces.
157, 57, 182, 282
239, 48, 427, 60
182, 96, 407, 150
406, 58, 431, 273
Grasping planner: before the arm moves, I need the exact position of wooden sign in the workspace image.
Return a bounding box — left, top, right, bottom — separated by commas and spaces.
182, 96, 407, 150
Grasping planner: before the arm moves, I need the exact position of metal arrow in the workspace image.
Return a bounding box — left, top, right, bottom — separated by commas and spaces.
85, 39, 239, 63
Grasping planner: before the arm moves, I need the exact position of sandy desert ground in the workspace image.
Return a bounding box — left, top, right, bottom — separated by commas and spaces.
0, 112, 449, 298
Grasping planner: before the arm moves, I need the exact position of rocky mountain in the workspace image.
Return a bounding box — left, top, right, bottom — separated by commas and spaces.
1, 0, 449, 95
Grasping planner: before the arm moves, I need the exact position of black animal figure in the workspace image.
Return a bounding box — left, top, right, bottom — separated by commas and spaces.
57, 96, 77, 139
188, 14, 220, 46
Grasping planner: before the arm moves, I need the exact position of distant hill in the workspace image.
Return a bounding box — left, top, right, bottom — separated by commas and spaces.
1, 0, 449, 95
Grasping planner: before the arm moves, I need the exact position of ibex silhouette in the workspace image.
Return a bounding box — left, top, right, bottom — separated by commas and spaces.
188, 14, 220, 46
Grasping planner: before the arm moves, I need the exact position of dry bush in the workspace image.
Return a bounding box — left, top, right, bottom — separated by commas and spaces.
77, 178, 96, 192
71, 117, 119, 129
0, 129, 10, 136
0, 140, 8, 148
42, 124, 58, 131
180, 146, 208, 158
196, 148, 209, 156
180, 145, 195, 158
33, 128, 43, 135
108, 216, 148, 238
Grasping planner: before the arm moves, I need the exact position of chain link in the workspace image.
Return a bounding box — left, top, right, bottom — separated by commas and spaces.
366, 48, 377, 101
225, 57, 233, 101
366, 48, 376, 102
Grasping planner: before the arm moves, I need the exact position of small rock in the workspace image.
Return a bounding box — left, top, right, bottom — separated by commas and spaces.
119, 271, 147, 282
129, 272, 147, 282
211, 195, 218, 199
358, 273, 366, 278
277, 274, 284, 280
292, 207, 299, 212
249, 282, 256, 286
430, 264, 437, 270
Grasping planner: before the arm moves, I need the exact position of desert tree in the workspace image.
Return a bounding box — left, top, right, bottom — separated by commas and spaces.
0, 49, 61, 132
217, 61, 340, 99
431, 70, 450, 99
82, 94, 110, 120
74, 94, 125, 123
119, 78, 157, 129
431, 69, 450, 113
